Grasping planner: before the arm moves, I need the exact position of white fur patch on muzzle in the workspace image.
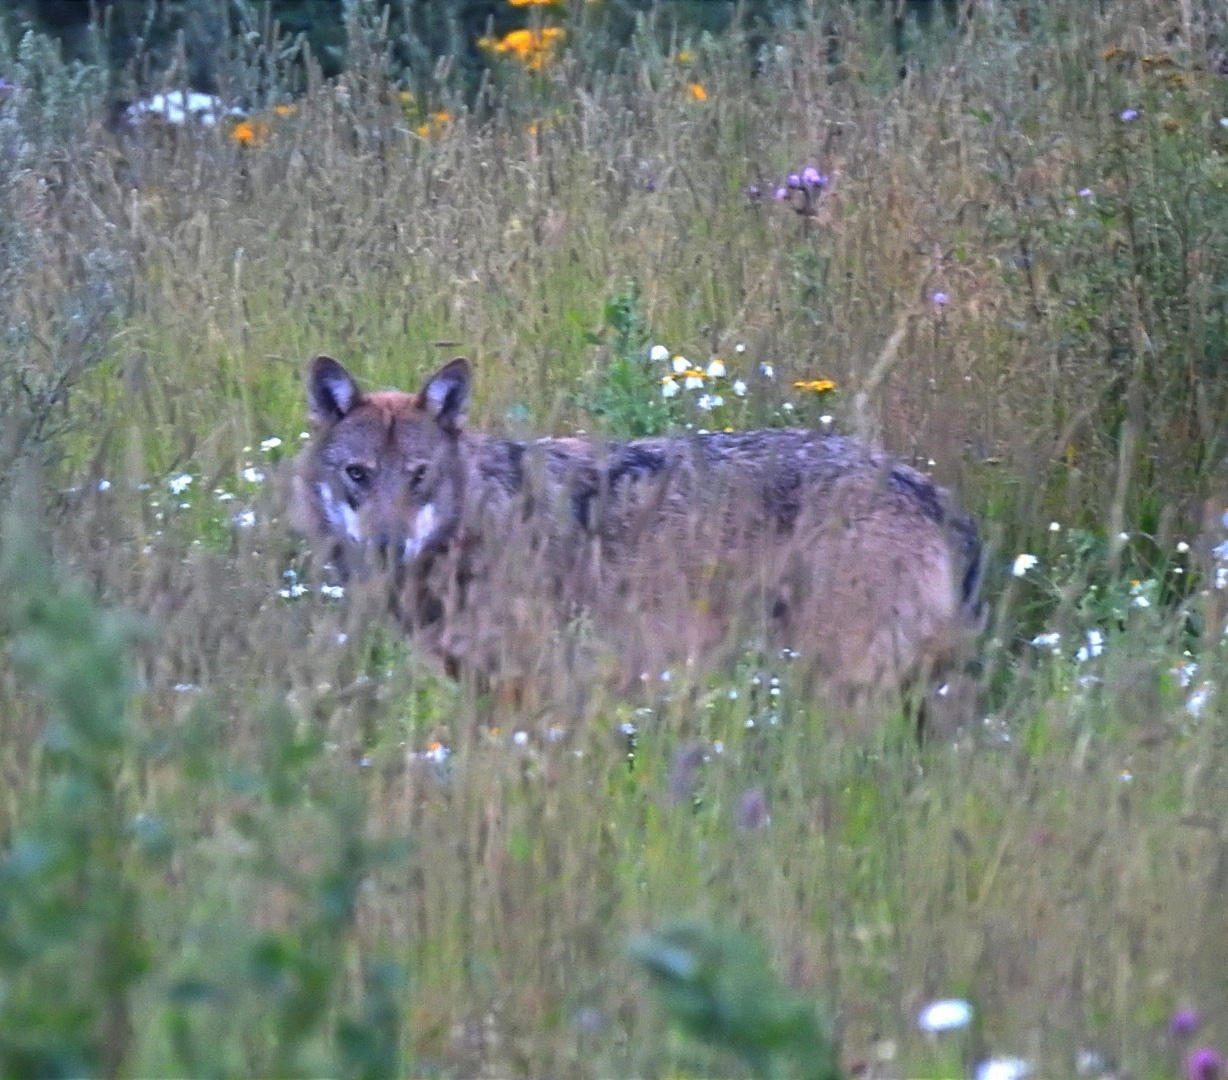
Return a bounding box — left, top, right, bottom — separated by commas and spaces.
402, 503, 439, 562
318, 483, 364, 543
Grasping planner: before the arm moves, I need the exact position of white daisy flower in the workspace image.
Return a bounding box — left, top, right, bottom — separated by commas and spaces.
1012, 553, 1039, 577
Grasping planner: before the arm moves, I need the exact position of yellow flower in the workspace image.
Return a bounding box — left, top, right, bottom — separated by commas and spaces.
792, 379, 836, 393
272, 103, 297, 117
230, 119, 270, 146
688, 82, 708, 102
676, 49, 695, 64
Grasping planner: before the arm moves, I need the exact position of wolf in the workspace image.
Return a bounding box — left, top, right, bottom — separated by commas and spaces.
289, 354, 983, 717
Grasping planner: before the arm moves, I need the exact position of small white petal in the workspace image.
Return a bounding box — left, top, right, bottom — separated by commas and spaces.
1176, 540, 1190, 554
672, 356, 689, 374
649, 344, 670, 362
706, 359, 726, 378
1188, 685, 1213, 716
918, 999, 973, 1033
1048, 521, 1061, 532
260, 437, 283, 452
732, 379, 748, 397
975, 1058, 1031, 1080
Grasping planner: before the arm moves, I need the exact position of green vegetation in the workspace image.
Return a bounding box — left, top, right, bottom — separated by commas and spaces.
2, 0, 1228, 1075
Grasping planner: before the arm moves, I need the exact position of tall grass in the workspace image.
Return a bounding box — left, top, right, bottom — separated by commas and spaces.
2, 0, 1228, 1075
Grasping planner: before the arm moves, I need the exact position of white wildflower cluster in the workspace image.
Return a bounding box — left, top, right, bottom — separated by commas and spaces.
649, 341, 750, 410
124, 91, 244, 128
917, 998, 1032, 1080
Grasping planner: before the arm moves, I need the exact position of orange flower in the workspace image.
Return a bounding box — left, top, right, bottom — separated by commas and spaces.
688, 82, 708, 101
230, 119, 270, 146
272, 103, 297, 117
415, 111, 453, 137
479, 26, 566, 71
792, 379, 836, 394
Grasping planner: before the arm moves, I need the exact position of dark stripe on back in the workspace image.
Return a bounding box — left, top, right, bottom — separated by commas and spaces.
887, 465, 947, 526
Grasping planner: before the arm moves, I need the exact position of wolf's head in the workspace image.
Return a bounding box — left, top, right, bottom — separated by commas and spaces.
290, 355, 471, 571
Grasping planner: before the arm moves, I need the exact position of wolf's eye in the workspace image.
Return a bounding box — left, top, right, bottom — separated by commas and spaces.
345, 464, 371, 486
408, 464, 428, 490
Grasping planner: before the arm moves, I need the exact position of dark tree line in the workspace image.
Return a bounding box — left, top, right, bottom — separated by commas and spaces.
1, 0, 959, 97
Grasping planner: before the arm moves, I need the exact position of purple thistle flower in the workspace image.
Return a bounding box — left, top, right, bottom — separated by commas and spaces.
746, 184, 760, 198
735, 787, 770, 830
800, 165, 823, 187
643, 177, 657, 193
773, 186, 788, 200
1078, 187, 1093, 198
1171, 1009, 1202, 1038
786, 172, 802, 190
932, 291, 949, 305
1120, 108, 1139, 121
1185, 1048, 1223, 1080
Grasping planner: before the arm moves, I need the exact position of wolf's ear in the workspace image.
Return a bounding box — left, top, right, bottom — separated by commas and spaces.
309, 355, 361, 424
421, 357, 471, 432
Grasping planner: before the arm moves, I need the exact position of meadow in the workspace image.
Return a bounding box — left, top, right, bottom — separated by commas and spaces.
2, 1, 1228, 1076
